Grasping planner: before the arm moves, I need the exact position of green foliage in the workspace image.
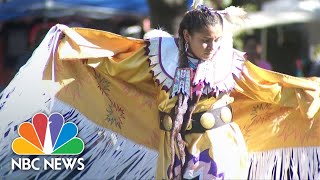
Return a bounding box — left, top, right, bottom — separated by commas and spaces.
242, 4, 258, 12
204, 0, 231, 9
233, 32, 246, 50
234, 29, 255, 50
311, 44, 320, 61
221, 0, 232, 8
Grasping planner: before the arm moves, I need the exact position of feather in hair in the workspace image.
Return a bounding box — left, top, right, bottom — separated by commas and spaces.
220, 6, 248, 26
143, 28, 172, 39
191, 0, 204, 9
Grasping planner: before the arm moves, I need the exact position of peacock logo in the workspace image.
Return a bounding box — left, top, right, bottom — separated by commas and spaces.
12, 112, 84, 155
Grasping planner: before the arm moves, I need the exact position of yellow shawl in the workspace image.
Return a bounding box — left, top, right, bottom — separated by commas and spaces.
51, 25, 320, 178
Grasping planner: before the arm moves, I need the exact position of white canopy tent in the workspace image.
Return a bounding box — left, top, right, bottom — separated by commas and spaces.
239, 0, 320, 31
235, 0, 320, 62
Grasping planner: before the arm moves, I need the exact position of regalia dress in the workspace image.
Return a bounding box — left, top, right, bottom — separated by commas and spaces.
0, 24, 319, 179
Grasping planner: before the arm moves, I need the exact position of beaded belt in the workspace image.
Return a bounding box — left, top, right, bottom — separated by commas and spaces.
159, 105, 233, 133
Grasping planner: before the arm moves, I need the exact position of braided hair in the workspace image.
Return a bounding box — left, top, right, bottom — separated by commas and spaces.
178, 6, 223, 67
168, 6, 224, 179
169, 5, 247, 179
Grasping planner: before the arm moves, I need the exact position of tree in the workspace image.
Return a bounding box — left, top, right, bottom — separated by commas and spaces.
147, 0, 188, 36
147, 0, 273, 36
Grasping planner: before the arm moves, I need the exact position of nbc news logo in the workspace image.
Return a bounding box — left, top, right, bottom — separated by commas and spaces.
11, 113, 85, 170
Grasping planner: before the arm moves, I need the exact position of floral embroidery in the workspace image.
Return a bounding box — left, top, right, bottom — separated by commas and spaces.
105, 100, 125, 129
250, 103, 272, 123
92, 69, 126, 129
94, 69, 111, 96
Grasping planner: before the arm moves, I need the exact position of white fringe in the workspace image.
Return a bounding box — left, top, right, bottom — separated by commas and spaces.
248, 147, 320, 180
0, 25, 158, 179
0, 98, 158, 179
0, 25, 63, 137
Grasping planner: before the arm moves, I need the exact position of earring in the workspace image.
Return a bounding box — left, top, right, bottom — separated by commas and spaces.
185, 42, 189, 52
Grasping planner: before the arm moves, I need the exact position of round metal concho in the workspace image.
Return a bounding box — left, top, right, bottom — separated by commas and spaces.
200, 112, 216, 130
163, 114, 173, 131
220, 106, 232, 123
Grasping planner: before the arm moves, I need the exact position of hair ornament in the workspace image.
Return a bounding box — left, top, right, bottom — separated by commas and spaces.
195, 1, 247, 27
197, 4, 214, 15
219, 6, 247, 26
191, 0, 204, 10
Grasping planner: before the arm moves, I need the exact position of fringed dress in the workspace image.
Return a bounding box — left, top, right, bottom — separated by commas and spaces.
0, 24, 320, 179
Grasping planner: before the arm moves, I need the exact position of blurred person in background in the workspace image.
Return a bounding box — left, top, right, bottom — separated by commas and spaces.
244, 36, 272, 70
15, 22, 56, 73
310, 59, 320, 77
309, 44, 320, 77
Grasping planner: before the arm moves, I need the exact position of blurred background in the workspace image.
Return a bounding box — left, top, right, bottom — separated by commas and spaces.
0, 0, 320, 92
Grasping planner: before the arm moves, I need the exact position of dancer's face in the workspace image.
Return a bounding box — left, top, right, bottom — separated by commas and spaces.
184, 24, 223, 61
